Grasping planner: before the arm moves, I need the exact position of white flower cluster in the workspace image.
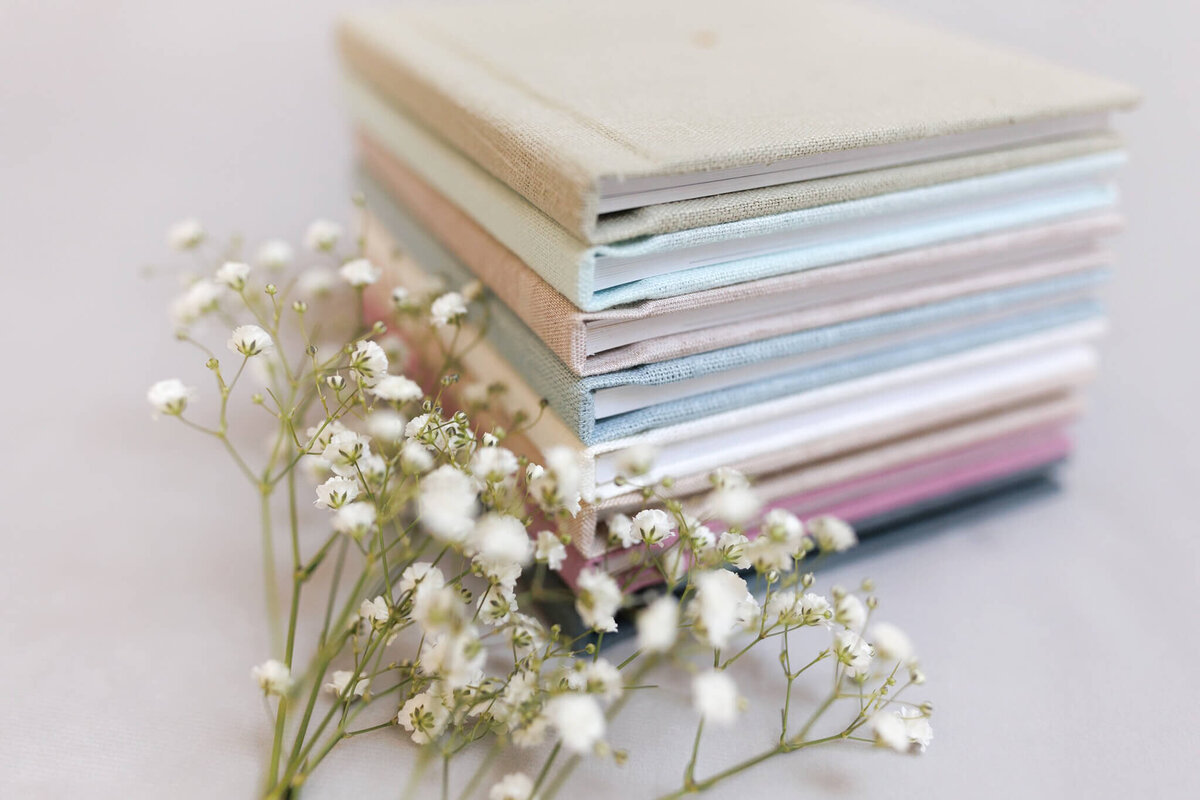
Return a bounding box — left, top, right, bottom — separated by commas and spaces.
146, 378, 193, 417
167, 217, 204, 250
339, 258, 380, 287
871, 705, 934, 754
228, 324, 273, 357
148, 218, 933, 798
430, 291, 468, 326
605, 466, 856, 578
304, 219, 342, 252
170, 278, 223, 327
256, 239, 293, 270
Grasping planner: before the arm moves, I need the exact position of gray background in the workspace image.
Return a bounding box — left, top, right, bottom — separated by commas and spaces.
1, 0, 1196, 797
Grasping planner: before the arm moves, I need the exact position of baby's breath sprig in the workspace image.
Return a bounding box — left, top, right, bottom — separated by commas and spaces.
149, 214, 933, 800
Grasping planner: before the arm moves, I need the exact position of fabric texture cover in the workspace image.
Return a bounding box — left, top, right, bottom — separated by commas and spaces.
359, 130, 1122, 375
348, 75, 1124, 309
338, 0, 1138, 239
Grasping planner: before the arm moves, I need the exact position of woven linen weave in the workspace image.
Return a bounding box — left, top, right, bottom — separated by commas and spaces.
364, 217, 1096, 556
574, 367, 1094, 557
595, 397, 1081, 520
338, 0, 1138, 239
360, 128, 1122, 375
364, 169, 1104, 445
348, 73, 1124, 309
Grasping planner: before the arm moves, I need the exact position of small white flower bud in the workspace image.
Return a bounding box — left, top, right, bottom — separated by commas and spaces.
255, 239, 293, 270
215, 261, 250, 291
809, 515, 857, 553
323, 670, 369, 700
488, 773, 534, 800
349, 341, 388, 386
167, 218, 204, 250
692, 670, 740, 726
369, 374, 423, 404
630, 508, 675, 546
613, 443, 657, 478
339, 258, 380, 287
534, 530, 566, 571
304, 219, 342, 252
227, 324, 274, 357
869, 621, 917, 666
430, 292, 468, 327
298, 267, 336, 297
147, 378, 194, 417
314, 476, 359, 509
251, 659, 293, 695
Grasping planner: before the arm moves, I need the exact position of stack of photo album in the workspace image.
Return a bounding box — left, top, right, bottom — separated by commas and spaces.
336, 0, 1137, 590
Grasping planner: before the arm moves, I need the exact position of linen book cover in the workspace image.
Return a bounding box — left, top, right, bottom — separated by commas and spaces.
362, 197, 1103, 502
361, 166, 1107, 445
371, 261, 1094, 557
347, 74, 1126, 311
346, 75, 1124, 251
360, 130, 1123, 377
338, 0, 1138, 240
365, 241, 1092, 558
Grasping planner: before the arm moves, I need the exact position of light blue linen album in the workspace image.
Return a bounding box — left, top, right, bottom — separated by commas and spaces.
363, 173, 1104, 446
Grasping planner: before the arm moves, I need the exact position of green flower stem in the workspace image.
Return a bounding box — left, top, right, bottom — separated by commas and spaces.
454, 741, 501, 800
267, 392, 359, 487
281, 628, 353, 773
529, 742, 562, 798
616, 648, 643, 670
175, 416, 258, 485
274, 685, 349, 793
541, 753, 581, 800
542, 657, 659, 800
781, 649, 827, 741
796, 690, 838, 742
265, 694, 289, 796
344, 719, 395, 738
276, 621, 393, 792
284, 467, 303, 662
303, 678, 409, 780
298, 532, 340, 581
318, 537, 349, 647
402, 748, 434, 800
260, 487, 282, 655
236, 289, 298, 387
779, 633, 793, 741
719, 632, 769, 669
266, 457, 307, 791
353, 461, 392, 603
682, 718, 705, 789
657, 729, 862, 800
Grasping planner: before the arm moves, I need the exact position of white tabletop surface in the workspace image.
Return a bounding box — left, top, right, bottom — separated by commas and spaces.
2, 1, 1197, 797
